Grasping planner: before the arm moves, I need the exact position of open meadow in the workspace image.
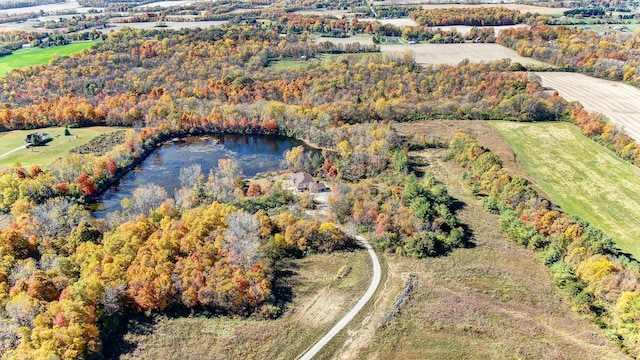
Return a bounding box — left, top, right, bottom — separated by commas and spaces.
380, 43, 550, 66
0, 126, 123, 169
0, 41, 96, 76
491, 121, 640, 259
536, 72, 640, 142
360, 123, 628, 359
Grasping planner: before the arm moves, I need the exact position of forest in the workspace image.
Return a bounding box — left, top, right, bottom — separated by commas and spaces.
0, 10, 640, 358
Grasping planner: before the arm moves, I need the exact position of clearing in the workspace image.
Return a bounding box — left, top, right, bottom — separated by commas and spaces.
491, 121, 640, 259
0, 126, 124, 169
536, 72, 640, 142
381, 43, 550, 66
357, 120, 628, 360
111, 250, 372, 359
0, 41, 96, 76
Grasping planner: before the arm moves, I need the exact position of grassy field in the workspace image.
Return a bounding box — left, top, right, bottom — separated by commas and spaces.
113, 250, 372, 359
0, 126, 123, 169
491, 121, 640, 259
356, 130, 627, 359
0, 41, 96, 76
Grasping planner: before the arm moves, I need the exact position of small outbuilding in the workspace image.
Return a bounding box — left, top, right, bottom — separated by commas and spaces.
24, 132, 52, 146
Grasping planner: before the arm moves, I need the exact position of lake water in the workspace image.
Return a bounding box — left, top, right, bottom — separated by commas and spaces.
92, 134, 302, 217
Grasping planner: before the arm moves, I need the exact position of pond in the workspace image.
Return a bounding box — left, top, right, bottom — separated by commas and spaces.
91, 134, 303, 217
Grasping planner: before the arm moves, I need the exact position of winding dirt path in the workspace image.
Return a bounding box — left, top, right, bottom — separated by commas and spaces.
0, 144, 26, 159
298, 234, 382, 360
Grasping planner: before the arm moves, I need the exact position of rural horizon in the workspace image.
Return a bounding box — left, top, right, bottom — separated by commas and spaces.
1, 0, 640, 359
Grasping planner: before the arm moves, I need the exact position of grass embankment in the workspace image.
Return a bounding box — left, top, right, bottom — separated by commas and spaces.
358, 142, 626, 360
491, 121, 640, 259
115, 250, 371, 359
0, 41, 96, 76
0, 126, 123, 169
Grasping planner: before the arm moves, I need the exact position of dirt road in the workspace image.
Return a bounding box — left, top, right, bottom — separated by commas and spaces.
0, 144, 26, 159
298, 233, 382, 360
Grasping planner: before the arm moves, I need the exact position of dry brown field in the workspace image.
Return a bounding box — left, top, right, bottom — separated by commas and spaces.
380, 43, 549, 66
0, 0, 84, 15
426, 23, 528, 35
358, 18, 418, 27
536, 72, 640, 142
106, 20, 227, 31
292, 9, 354, 17
312, 35, 374, 45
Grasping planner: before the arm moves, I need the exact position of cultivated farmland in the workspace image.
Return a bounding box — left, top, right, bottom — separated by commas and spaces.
491, 121, 640, 259
380, 43, 549, 66
536, 72, 640, 142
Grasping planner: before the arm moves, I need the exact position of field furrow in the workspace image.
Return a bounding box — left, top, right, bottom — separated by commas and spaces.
536, 72, 640, 142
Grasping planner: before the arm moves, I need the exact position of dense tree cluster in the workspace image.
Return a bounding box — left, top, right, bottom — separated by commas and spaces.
409, 7, 526, 27
448, 132, 640, 356
0, 190, 353, 358
497, 25, 640, 84
0, 26, 570, 135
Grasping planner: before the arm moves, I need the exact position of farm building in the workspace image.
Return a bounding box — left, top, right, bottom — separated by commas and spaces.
291, 172, 330, 193
24, 132, 52, 146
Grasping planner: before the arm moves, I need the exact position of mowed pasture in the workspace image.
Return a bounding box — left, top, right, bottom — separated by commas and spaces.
0, 126, 123, 169
380, 43, 550, 66
0, 41, 96, 76
491, 121, 640, 259
536, 72, 640, 143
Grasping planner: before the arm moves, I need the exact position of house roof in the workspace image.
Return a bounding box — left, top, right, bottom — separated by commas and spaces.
292, 172, 314, 186
309, 182, 329, 192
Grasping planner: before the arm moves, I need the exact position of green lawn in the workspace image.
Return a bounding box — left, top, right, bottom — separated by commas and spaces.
0, 41, 96, 76
491, 121, 640, 259
0, 126, 123, 169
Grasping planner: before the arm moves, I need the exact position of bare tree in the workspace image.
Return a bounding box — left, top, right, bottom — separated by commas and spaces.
179, 164, 203, 189
30, 197, 90, 239
132, 183, 168, 215
224, 211, 262, 270
0, 318, 20, 354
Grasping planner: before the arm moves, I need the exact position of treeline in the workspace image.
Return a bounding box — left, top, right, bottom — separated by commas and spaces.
570, 105, 640, 166
448, 132, 640, 356
563, 7, 606, 17
0, 26, 571, 135
409, 7, 526, 27
497, 25, 640, 84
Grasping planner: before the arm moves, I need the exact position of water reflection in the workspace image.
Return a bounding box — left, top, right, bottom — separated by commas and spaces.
91, 134, 303, 217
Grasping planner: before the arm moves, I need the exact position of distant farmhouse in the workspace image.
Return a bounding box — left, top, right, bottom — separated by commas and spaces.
24, 132, 52, 146
291, 172, 329, 193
